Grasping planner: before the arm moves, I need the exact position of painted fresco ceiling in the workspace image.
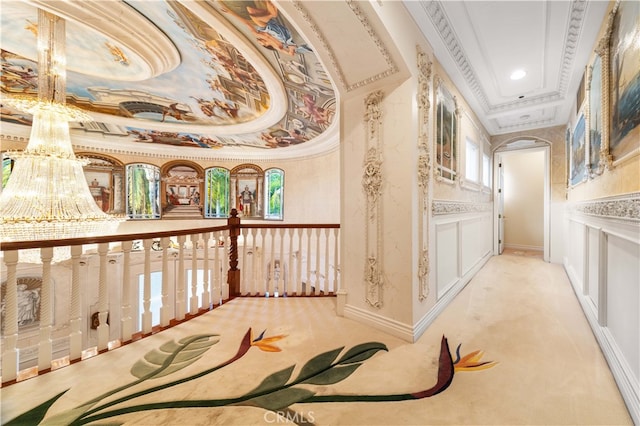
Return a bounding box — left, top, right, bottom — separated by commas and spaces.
0, 1, 337, 154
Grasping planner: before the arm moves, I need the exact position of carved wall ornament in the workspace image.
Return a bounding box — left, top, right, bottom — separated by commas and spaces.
572, 193, 640, 221
416, 45, 432, 302
362, 91, 384, 308
362, 147, 383, 217
432, 200, 492, 215
364, 256, 382, 308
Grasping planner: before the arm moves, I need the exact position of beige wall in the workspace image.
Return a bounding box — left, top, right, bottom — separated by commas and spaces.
502, 150, 545, 250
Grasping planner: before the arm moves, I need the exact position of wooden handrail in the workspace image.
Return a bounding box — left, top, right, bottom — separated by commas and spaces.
1, 222, 339, 251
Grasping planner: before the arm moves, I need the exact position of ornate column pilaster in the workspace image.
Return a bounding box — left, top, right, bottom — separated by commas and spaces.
416, 46, 432, 302
362, 91, 384, 308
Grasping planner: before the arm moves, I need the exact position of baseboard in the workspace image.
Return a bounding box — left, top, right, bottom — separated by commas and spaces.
504, 243, 543, 252
564, 262, 640, 425
344, 250, 493, 343
342, 305, 414, 342
413, 250, 493, 342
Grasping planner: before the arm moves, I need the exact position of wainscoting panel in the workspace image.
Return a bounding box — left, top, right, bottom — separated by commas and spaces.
433, 201, 493, 301
564, 193, 640, 424
606, 234, 639, 380
586, 226, 600, 312
435, 221, 459, 298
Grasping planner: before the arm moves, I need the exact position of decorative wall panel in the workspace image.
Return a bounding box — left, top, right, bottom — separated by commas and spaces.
416, 45, 432, 302
362, 91, 384, 308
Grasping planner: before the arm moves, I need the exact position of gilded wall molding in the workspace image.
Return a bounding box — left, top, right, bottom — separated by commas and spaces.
362, 90, 384, 308
416, 45, 432, 302
432, 200, 492, 216
571, 193, 640, 221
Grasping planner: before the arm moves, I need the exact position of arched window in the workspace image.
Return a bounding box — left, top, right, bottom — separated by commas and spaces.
126, 163, 161, 219
2, 154, 14, 191
264, 168, 284, 220
80, 153, 125, 214
204, 167, 230, 218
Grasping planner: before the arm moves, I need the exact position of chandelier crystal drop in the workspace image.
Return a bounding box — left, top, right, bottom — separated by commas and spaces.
0, 10, 120, 242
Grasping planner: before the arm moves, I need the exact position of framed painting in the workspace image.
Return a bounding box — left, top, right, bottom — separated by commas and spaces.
570, 113, 587, 187
565, 126, 572, 187
577, 67, 587, 110
609, 0, 640, 163
435, 80, 458, 182
588, 54, 603, 176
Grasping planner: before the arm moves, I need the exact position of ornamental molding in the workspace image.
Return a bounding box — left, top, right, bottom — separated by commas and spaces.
422, 0, 587, 114
571, 193, 640, 222
432, 200, 492, 216
362, 90, 384, 308
291, 0, 398, 92
416, 45, 432, 302
362, 147, 383, 219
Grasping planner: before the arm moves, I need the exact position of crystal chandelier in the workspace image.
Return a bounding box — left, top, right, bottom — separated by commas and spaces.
0, 9, 120, 242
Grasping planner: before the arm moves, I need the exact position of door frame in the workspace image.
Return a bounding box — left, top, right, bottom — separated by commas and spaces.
493, 143, 550, 262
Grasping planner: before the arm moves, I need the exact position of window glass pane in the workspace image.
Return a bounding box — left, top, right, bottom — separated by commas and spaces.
264, 168, 284, 220
204, 167, 229, 218
2, 156, 13, 189
465, 138, 479, 182
436, 85, 457, 180
138, 271, 163, 329
483, 153, 491, 187
126, 164, 161, 219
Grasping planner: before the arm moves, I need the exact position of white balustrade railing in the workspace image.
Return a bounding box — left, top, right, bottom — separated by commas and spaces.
0, 221, 339, 385
238, 225, 340, 297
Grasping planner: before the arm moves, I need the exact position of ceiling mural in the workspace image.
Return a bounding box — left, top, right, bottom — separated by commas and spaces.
0, 0, 337, 151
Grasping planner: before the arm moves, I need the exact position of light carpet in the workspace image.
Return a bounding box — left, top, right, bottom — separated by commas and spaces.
1, 253, 632, 425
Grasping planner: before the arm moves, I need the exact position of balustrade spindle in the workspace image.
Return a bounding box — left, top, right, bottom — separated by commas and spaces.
250, 228, 258, 295
69, 245, 83, 360
211, 231, 219, 306
333, 228, 340, 293
268, 228, 276, 297
315, 229, 322, 295
277, 228, 285, 296
141, 239, 153, 334
2, 250, 19, 383
240, 228, 248, 295
190, 234, 198, 315
202, 232, 210, 310
259, 228, 267, 296
295, 229, 302, 295
287, 229, 294, 296
176, 235, 186, 320
160, 237, 171, 327
38, 247, 54, 370
221, 230, 230, 300
120, 240, 133, 342
305, 229, 312, 295
324, 228, 331, 294
97, 243, 110, 351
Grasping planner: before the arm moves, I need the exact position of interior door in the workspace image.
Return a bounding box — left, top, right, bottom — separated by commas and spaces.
497, 155, 505, 254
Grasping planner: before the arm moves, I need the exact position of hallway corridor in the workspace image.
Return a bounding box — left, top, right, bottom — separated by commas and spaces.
1, 253, 632, 425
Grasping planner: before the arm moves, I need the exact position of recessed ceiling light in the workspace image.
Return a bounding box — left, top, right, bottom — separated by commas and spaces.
510, 69, 527, 80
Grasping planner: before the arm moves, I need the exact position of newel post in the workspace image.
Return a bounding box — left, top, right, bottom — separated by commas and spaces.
227, 208, 241, 296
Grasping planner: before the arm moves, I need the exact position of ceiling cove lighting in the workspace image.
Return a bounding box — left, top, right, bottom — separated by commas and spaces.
0, 9, 120, 242
510, 69, 527, 80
